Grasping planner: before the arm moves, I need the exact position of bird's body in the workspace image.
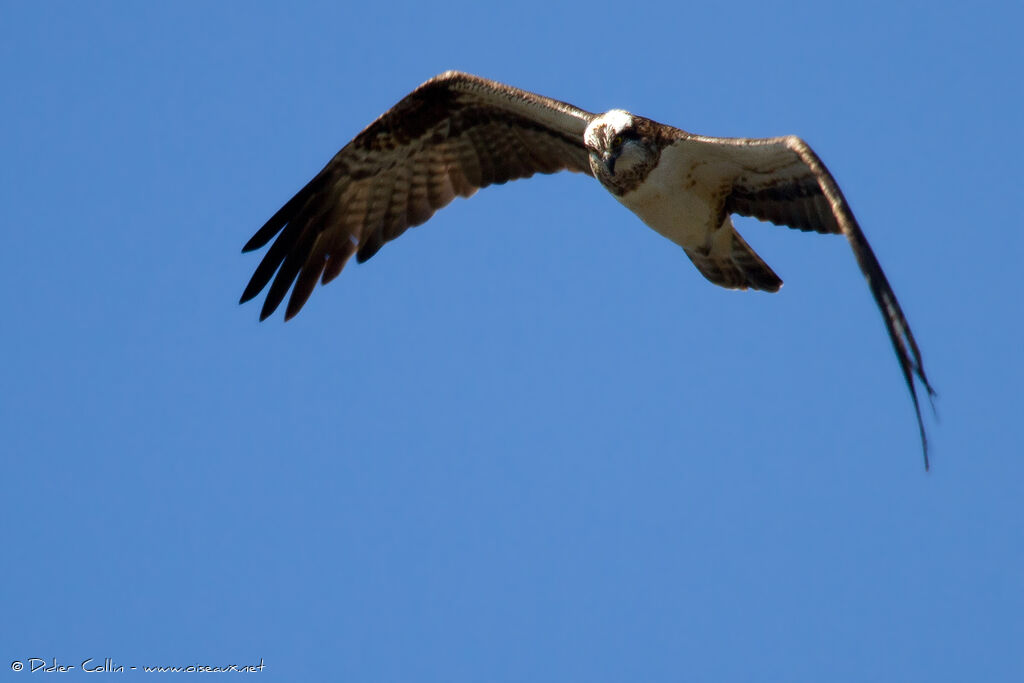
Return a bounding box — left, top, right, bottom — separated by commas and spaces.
240, 71, 936, 464
609, 138, 781, 291
616, 141, 720, 249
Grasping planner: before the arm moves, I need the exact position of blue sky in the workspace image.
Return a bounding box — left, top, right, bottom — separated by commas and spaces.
2, 1, 1022, 681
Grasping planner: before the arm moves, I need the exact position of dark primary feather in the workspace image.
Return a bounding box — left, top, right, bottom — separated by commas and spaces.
240, 71, 594, 321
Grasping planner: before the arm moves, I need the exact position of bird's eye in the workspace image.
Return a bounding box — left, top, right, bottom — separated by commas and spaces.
612, 135, 624, 147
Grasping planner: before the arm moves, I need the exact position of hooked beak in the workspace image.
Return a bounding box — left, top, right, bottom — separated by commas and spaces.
602, 150, 617, 175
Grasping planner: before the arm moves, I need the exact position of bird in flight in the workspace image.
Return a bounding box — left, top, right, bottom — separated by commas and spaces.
240, 71, 936, 466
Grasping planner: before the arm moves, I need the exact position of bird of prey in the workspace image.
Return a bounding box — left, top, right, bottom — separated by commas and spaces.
240, 71, 936, 465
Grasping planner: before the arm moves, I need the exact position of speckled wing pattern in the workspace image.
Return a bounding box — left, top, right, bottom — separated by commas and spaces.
675, 132, 937, 466
240, 71, 595, 321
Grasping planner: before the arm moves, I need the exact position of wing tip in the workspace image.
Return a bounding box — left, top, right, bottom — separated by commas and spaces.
241, 236, 263, 253
258, 298, 280, 322
239, 280, 263, 306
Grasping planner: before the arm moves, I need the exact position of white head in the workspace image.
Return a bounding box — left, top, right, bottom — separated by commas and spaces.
584, 109, 659, 195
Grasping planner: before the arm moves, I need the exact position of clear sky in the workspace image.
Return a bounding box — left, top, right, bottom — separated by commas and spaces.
3, 1, 1022, 681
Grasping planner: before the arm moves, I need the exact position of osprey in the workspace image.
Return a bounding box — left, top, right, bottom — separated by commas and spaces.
240, 71, 936, 465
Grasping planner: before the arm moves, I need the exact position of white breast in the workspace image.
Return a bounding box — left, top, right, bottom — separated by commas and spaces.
613, 142, 724, 250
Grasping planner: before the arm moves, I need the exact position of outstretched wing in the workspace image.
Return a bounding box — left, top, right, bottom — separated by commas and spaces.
240, 71, 595, 321
678, 132, 936, 467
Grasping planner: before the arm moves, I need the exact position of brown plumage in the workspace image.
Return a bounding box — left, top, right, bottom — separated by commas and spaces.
656, 134, 936, 465
240, 71, 935, 466
240, 71, 594, 321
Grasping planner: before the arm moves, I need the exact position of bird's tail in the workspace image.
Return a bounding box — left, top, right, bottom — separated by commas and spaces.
684, 219, 782, 292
